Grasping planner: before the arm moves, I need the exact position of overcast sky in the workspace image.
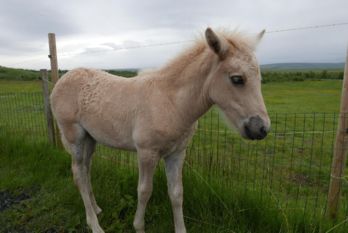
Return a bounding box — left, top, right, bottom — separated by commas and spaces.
1, 0, 348, 70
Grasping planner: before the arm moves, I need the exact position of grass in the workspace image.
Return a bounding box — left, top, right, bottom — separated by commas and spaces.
0, 79, 342, 111
0, 66, 40, 81
0, 66, 138, 81
262, 80, 341, 113
261, 70, 343, 83
0, 80, 42, 92
1, 133, 347, 233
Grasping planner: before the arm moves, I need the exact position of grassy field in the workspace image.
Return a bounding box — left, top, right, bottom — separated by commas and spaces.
0, 79, 342, 112
0, 66, 40, 81
0, 77, 347, 232
0, 80, 42, 92
263, 80, 341, 112
1, 134, 347, 233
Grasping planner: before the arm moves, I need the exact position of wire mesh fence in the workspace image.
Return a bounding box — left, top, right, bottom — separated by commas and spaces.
188, 111, 348, 220
0, 92, 48, 142
1, 91, 347, 223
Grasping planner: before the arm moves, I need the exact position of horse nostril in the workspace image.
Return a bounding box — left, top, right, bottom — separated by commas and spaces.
244, 124, 255, 140
260, 126, 267, 137
244, 116, 269, 140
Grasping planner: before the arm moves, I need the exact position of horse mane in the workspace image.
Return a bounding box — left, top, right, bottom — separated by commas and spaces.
157, 29, 256, 78
196, 29, 257, 53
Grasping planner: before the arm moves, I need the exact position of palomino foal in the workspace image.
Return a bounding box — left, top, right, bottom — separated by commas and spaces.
50, 28, 270, 233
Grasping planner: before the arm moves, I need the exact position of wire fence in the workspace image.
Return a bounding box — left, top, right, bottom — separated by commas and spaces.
1, 91, 348, 224
4, 22, 348, 68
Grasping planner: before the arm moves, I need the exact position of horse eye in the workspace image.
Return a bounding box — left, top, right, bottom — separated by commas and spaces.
229, 75, 244, 85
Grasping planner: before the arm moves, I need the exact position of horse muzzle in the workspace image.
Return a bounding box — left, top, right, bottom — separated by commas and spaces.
243, 115, 270, 140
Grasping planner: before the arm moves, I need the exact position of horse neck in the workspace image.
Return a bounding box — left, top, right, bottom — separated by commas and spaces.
156, 45, 215, 126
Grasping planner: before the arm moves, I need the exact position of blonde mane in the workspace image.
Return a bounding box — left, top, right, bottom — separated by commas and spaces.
157, 30, 257, 78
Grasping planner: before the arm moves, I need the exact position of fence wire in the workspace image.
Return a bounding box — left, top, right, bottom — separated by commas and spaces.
1, 91, 347, 225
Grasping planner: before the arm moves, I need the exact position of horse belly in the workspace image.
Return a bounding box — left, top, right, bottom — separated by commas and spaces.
82, 118, 136, 151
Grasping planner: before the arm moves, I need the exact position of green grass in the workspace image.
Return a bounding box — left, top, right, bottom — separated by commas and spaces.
0, 66, 40, 81
0, 79, 342, 112
0, 68, 137, 92
261, 70, 343, 83
1, 134, 347, 232
0, 80, 42, 92
0, 66, 137, 81
262, 80, 341, 113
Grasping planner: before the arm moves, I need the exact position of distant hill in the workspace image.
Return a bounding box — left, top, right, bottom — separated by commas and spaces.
261, 63, 345, 71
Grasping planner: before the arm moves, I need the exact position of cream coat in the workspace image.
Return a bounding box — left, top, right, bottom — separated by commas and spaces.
50, 27, 270, 233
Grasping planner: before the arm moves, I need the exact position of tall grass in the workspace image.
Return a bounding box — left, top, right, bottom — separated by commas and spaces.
1, 133, 347, 232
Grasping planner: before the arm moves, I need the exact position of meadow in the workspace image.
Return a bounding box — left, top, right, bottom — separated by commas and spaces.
0, 71, 347, 232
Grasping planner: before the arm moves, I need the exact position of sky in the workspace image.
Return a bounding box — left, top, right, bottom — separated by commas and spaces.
0, 0, 348, 70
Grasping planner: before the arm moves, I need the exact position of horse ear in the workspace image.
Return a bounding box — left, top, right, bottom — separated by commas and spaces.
252, 29, 266, 49
205, 28, 228, 59
257, 29, 266, 42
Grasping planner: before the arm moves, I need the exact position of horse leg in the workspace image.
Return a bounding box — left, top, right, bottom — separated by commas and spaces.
83, 133, 102, 215
164, 150, 187, 233
133, 150, 160, 233
60, 122, 104, 233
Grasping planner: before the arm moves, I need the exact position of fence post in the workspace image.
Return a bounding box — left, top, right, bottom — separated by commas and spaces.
48, 33, 62, 147
327, 47, 348, 219
41, 69, 55, 145
48, 33, 59, 84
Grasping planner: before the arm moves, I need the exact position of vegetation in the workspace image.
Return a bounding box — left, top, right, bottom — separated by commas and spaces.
263, 80, 341, 112
261, 70, 344, 83
0, 66, 40, 81
0, 78, 342, 113
260, 62, 344, 71
106, 69, 137, 77
0, 66, 137, 82
1, 134, 347, 233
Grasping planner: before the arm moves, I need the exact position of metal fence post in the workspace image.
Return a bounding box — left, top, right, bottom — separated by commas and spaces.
327, 47, 348, 219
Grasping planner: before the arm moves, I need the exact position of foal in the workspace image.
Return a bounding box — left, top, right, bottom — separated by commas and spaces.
50, 27, 270, 233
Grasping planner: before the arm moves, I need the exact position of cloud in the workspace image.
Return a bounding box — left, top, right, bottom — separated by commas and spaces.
101, 43, 122, 50
1, 0, 348, 69
0, 0, 79, 39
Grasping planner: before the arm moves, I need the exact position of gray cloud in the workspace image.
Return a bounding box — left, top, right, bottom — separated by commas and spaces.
0, 0, 80, 60
1, 0, 348, 69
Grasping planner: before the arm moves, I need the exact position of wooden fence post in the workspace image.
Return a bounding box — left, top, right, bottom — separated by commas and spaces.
41, 69, 55, 145
48, 33, 62, 147
48, 33, 59, 84
327, 47, 348, 219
